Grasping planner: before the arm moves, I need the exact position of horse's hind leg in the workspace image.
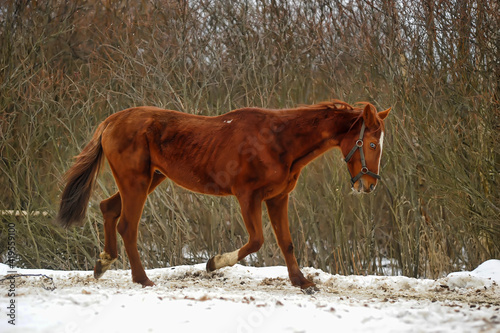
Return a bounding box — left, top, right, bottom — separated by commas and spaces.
94, 172, 166, 280
94, 192, 121, 279
116, 174, 153, 286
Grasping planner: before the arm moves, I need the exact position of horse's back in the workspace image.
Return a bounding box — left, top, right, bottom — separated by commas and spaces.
99, 106, 286, 195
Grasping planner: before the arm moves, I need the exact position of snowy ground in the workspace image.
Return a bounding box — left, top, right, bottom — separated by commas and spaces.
1, 260, 499, 333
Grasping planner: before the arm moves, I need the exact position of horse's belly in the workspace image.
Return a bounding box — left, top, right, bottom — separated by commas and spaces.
158, 167, 233, 196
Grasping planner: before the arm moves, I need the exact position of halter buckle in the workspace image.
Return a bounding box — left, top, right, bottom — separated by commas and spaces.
355, 139, 363, 147
361, 167, 369, 174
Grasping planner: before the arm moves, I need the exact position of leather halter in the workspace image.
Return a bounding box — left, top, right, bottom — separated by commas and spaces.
344, 121, 381, 187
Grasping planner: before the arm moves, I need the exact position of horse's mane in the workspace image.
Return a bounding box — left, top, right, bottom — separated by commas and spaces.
303, 100, 382, 131
303, 100, 374, 113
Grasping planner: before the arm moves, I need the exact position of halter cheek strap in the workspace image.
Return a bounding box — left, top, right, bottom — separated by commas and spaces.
344, 121, 381, 186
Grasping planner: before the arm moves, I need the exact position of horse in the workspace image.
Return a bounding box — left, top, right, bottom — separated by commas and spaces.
56, 100, 390, 290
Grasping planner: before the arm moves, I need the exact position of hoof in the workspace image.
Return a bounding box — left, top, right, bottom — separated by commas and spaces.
93, 260, 105, 279
94, 252, 116, 280
142, 280, 155, 288
290, 274, 316, 290
206, 256, 217, 273
135, 278, 155, 287
206, 251, 238, 272
301, 284, 320, 295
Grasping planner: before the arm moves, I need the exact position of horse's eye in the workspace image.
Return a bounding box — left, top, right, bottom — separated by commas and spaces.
369, 142, 376, 149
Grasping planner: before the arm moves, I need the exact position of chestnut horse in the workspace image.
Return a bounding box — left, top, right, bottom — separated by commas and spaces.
56, 100, 390, 290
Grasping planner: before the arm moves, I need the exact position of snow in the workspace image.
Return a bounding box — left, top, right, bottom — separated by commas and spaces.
447, 260, 500, 289
1, 260, 499, 333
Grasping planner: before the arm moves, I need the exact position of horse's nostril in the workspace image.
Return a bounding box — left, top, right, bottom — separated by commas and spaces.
370, 184, 375, 191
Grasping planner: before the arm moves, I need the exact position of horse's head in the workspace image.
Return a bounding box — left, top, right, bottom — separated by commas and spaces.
341, 104, 390, 193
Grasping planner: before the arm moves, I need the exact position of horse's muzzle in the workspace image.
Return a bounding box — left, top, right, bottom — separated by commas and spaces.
352, 179, 376, 194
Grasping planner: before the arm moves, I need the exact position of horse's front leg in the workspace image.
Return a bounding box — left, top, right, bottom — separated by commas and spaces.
207, 193, 264, 271
265, 194, 316, 290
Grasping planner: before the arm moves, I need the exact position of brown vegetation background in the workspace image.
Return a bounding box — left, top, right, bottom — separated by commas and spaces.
0, 0, 498, 278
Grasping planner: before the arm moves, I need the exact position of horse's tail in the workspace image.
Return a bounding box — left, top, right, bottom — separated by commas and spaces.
56, 121, 108, 228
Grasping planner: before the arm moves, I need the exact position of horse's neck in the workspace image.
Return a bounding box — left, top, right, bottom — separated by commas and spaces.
281, 109, 355, 165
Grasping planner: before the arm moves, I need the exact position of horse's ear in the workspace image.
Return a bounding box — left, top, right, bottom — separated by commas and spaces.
362, 104, 377, 126
378, 107, 391, 120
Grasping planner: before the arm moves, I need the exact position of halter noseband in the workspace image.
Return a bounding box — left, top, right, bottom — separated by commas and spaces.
344, 121, 381, 187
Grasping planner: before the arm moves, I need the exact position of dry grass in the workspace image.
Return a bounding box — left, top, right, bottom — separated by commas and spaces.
1, 0, 498, 278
